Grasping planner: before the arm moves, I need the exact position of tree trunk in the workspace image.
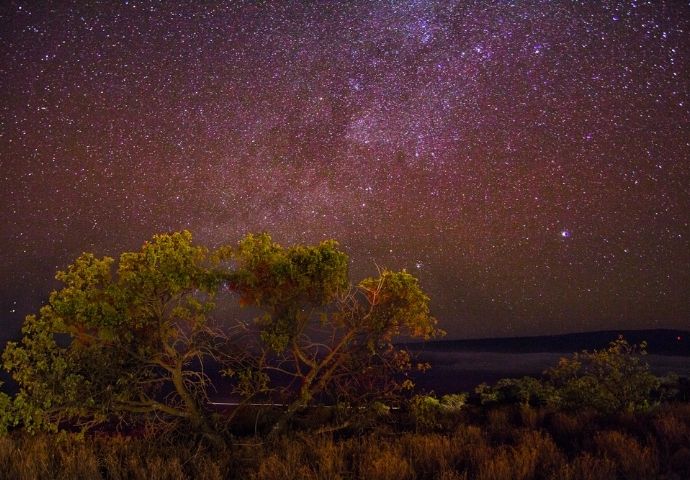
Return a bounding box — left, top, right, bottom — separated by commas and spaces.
171, 359, 223, 445
269, 331, 356, 438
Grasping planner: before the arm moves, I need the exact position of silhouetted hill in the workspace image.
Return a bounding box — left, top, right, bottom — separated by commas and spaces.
406, 329, 690, 356
402, 329, 690, 393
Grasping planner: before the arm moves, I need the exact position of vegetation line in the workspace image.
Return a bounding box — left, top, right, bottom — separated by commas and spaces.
0, 230, 687, 479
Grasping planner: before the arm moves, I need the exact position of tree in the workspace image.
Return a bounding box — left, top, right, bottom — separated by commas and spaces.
221, 233, 443, 434
2, 231, 441, 438
2, 231, 232, 439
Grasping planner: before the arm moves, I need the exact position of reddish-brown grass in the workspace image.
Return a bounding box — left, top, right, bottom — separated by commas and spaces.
2, 403, 690, 479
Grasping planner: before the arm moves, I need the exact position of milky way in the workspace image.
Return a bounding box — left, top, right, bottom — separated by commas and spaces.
1, 1, 689, 339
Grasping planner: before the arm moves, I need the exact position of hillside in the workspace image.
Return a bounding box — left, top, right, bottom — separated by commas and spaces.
407, 328, 690, 356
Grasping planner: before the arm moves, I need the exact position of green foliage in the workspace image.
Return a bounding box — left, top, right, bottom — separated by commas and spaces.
410, 395, 443, 430
441, 393, 469, 411
478, 337, 661, 415
475, 382, 500, 405
227, 233, 349, 352
229, 233, 348, 307
2, 310, 98, 433
234, 368, 271, 398
409, 393, 468, 431
545, 336, 660, 414
216, 233, 443, 434
0, 389, 14, 437
656, 372, 683, 403
476, 377, 556, 406
2, 230, 441, 437
2, 231, 225, 435
358, 269, 440, 342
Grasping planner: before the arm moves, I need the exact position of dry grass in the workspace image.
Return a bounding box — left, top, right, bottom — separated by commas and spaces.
554, 453, 617, 480
593, 430, 658, 480
473, 430, 563, 480
1, 403, 690, 479
357, 441, 414, 480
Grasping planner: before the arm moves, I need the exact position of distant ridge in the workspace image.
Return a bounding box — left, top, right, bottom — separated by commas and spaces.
407, 329, 690, 356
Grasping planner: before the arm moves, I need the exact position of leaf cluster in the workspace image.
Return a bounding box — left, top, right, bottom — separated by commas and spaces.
0, 230, 442, 438
2, 231, 223, 434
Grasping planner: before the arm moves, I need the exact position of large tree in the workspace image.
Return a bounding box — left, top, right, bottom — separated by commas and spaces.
2, 231, 441, 438
2, 231, 231, 438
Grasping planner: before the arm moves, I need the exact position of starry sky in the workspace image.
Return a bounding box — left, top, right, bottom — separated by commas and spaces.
1, 1, 689, 340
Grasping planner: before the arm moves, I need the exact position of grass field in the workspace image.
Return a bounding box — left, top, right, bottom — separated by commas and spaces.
2, 402, 689, 480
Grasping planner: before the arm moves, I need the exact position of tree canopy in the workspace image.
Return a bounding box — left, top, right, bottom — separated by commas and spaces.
2, 231, 229, 437
1, 231, 442, 438
222, 233, 442, 433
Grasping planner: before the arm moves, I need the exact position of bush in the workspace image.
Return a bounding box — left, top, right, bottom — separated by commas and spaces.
409, 393, 468, 431
410, 394, 443, 431
478, 337, 661, 416
546, 336, 660, 414
476, 377, 556, 407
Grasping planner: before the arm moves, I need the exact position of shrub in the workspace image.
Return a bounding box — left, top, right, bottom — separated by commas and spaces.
409, 393, 468, 432
478, 377, 556, 407
410, 394, 443, 431
545, 336, 660, 414
478, 337, 662, 416
0, 391, 14, 436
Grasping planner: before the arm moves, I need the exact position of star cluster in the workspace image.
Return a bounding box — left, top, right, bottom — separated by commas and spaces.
1, 1, 688, 339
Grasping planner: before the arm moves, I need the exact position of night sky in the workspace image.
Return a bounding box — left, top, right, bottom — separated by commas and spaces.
1, 1, 689, 340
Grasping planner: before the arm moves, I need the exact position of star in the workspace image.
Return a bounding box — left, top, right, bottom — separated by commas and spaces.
0, 1, 687, 339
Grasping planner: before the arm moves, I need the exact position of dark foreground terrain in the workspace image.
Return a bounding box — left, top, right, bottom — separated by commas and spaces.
3, 329, 689, 479
2, 403, 690, 480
